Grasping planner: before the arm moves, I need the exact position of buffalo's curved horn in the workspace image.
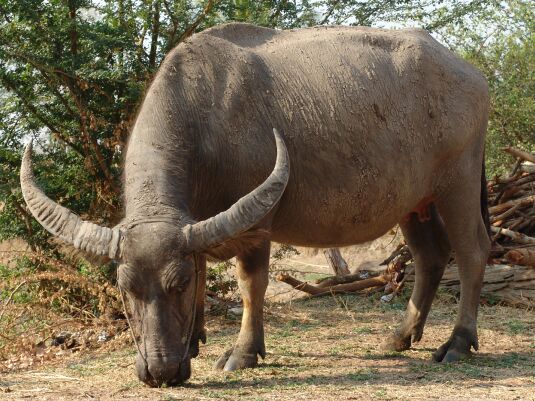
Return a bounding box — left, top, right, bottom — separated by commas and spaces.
183, 128, 290, 251
20, 142, 122, 259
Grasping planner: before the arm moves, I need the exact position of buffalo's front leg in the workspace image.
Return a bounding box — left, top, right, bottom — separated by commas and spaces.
214, 241, 270, 371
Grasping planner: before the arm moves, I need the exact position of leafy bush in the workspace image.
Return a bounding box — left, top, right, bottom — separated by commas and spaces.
207, 260, 238, 300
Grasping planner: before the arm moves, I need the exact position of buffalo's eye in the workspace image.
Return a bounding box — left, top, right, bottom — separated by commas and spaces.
162, 262, 194, 294
117, 264, 142, 297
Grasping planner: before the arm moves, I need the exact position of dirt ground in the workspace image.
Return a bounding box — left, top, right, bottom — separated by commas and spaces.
1, 236, 534, 401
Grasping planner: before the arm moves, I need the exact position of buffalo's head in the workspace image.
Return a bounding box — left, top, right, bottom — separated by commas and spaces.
19, 129, 289, 386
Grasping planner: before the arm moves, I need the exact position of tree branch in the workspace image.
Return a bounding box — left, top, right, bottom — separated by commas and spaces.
174, 0, 216, 47
1, 50, 114, 184
163, 0, 179, 45
68, 0, 78, 57
149, 0, 160, 69
0, 74, 85, 157
319, 0, 341, 25
269, 0, 289, 26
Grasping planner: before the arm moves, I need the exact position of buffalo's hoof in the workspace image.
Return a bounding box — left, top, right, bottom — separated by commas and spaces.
214, 347, 259, 371
433, 327, 478, 362
380, 332, 411, 352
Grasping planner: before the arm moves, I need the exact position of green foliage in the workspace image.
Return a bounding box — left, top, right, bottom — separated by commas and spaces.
434, 0, 534, 175
0, 0, 223, 245
207, 260, 237, 299
2, 1, 529, 245
0, 1, 532, 294
271, 244, 300, 262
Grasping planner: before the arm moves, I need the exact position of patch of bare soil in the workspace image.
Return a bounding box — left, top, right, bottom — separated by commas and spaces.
1, 295, 534, 401
0, 239, 29, 267
1, 236, 534, 401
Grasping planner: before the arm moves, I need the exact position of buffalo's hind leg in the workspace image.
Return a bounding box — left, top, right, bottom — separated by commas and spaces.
382, 204, 451, 352
432, 181, 490, 362
214, 241, 270, 371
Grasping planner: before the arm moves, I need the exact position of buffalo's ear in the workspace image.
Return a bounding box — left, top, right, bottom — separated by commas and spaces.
203, 229, 270, 261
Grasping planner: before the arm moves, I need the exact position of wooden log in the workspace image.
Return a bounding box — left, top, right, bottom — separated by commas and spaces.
497, 186, 525, 204
276, 273, 393, 297
490, 226, 535, 245
508, 217, 530, 231
507, 216, 535, 232
493, 174, 535, 206
406, 264, 535, 307
502, 147, 535, 164
505, 248, 535, 267
490, 203, 521, 224
511, 173, 535, 188
492, 158, 523, 205
316, 271, 376, 288
520, 164, 535, 174
488, 171, 522, 187
323, 248, 350, 276
276, 274, 325, 295
489, 195, 535, 215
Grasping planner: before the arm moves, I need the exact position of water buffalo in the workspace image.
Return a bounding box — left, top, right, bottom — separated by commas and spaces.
20, 23, 490, 386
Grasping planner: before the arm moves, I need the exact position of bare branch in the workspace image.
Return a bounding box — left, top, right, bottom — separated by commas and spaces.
149, 0, 161, 69
319, 0, 341, 25
174, 0, 216, 47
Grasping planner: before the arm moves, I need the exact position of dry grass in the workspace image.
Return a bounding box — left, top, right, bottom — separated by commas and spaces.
0, 288, 533, 401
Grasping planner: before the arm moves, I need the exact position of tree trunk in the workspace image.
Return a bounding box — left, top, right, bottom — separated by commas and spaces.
323, 248, 351, 276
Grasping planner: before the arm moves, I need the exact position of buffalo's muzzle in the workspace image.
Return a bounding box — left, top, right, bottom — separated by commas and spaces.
136, 354, 191, 387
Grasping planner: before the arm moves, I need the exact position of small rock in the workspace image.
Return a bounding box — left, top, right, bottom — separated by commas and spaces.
97, 331, 109, 343
228, 306, 243, 316
63, 337, 78, 350
51, 332, 71, 346
358, 271, 370, 279
380, 293, 395, 303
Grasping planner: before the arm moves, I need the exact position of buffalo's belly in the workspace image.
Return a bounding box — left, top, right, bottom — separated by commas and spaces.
270, 185, 410, 247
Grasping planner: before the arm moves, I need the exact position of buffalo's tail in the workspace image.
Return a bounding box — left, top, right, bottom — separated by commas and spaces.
481, 155, 491, 237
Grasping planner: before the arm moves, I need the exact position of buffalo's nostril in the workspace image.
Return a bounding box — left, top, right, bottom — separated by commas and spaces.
135, 354, 151, 384
148, 364, 179, 386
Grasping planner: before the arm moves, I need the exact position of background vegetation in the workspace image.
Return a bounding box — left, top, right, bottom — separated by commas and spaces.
0, 0, 533, 322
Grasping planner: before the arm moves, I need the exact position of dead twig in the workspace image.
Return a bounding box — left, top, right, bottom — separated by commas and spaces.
0, 281, 27, 322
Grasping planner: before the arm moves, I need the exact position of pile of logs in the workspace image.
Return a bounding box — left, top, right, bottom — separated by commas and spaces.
488, 147, 535, 265
277, 147, 535, 307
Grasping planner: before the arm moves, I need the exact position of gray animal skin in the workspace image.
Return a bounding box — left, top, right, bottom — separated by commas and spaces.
20, 23, 491, 387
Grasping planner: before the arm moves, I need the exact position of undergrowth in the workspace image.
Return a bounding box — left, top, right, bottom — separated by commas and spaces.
0, 251, 123, 368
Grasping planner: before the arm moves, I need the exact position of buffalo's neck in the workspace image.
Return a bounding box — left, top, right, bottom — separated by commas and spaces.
124, 143, 189, 222
123, 56, 200, 224
124, 106, 193, 223
187, 132, 276, 223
